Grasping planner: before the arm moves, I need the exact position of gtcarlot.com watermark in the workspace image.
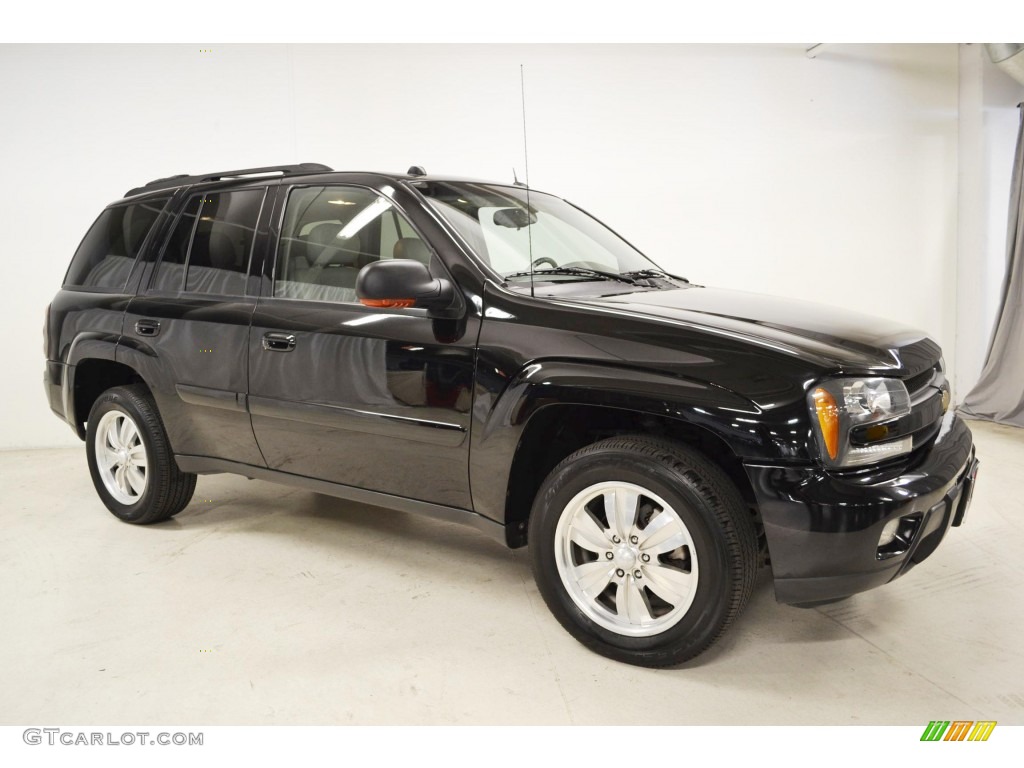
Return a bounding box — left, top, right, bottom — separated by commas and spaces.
23, 728, 203, 747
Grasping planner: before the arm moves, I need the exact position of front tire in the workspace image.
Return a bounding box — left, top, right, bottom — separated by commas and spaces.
529, 436, 757, 667
85, 385, 196, 524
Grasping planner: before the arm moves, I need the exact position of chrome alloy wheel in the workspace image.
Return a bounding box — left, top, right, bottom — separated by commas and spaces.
94, 410, 148, 505
554, 481, 699, 637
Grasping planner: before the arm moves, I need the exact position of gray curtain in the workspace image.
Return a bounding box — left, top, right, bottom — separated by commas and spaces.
961, 104, 1024, 427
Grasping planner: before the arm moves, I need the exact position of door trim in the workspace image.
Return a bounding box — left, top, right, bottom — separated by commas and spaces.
249, 394, 466, 446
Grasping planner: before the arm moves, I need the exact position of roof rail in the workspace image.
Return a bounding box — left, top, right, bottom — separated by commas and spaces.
124, 162, 333, 198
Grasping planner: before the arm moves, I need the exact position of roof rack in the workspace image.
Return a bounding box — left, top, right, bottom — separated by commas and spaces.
124, 162, 333, 198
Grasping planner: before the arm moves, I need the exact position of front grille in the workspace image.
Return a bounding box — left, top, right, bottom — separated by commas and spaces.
901, 361, 946, 453
904, 365, 938, 399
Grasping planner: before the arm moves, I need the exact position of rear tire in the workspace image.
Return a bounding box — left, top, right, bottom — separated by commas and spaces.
528, 436, 758, 667
85, 385, 196, 524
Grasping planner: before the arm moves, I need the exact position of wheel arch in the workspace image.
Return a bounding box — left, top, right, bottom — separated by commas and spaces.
469, 361, 766, 554
504, 403, 763, 551
68, 357, 151, 439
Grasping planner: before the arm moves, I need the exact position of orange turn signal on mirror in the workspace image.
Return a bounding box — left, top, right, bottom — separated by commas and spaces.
812, 387, 840, 460
359, 298, 416, 308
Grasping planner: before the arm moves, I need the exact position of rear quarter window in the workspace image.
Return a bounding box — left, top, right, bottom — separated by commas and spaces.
64, 198, 169, 290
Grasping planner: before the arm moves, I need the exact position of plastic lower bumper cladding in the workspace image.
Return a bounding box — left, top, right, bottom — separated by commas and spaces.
44, 360, 66, 420
744, 414, 976, 605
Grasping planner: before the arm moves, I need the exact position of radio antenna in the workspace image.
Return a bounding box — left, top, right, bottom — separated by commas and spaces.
520, 64, 535, 298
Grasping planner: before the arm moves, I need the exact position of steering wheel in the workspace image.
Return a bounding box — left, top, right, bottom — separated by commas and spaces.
532, 256, 558, 269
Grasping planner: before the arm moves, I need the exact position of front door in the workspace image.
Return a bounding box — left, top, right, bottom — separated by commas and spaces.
247, 183, 477, 509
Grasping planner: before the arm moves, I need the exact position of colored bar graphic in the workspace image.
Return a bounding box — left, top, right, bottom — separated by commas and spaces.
967, 721, 997, 742
920, 720, 997, 742
944, 721, 973, 741
921, 721, 950, 741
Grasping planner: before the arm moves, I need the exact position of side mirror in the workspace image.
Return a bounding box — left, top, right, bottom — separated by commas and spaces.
356, 260, 461, 319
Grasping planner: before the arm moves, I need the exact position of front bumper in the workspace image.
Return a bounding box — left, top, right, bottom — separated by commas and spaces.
744, 412, 977, 605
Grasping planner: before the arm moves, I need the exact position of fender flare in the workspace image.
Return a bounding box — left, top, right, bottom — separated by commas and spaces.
62, 333, 163, 432
62, 332, 120, 429
469, 359, 765, 527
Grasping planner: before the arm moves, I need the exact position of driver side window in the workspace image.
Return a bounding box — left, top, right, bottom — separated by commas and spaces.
274, 185, 431, 303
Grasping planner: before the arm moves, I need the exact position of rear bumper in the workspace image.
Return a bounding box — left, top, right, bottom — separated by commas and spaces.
44, 360, 67, 421
744, 413, 977, 605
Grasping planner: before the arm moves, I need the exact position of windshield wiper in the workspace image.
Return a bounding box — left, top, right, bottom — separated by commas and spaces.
504, 266, 641, 285
620, 268, 689, 284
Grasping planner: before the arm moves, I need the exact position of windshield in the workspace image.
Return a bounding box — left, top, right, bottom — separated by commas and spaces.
416, 181, 664, 280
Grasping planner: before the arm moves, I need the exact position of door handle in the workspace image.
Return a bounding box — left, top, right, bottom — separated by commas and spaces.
262, 332, 296, 352
135, 319, 161, 337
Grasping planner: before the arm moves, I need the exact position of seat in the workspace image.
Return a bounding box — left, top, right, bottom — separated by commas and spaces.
206, 231, 240, 271
393, 237, 433, 270
186, 229, 244, 294
301, 223, 363, 290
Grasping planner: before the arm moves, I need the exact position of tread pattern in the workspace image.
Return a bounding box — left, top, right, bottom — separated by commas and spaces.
530, 434, 759, 667
87, 384, 196, 524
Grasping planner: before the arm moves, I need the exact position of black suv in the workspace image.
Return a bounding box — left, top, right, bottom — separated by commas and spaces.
45, 163, 979, 666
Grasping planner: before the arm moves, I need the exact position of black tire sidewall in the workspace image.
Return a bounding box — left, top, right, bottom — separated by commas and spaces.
85, 389, 163, 523
530, 445, 740, 664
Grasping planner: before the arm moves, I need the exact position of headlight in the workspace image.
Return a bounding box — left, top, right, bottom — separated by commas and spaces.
807, 377, 912, 468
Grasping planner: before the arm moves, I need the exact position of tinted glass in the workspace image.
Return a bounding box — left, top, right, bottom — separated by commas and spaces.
149, 195, 200, 292
65, 198, 168, 290
150, 190, 264, 295
418, 181, 660, 278
185, 190, 264, 295
273, 186, 432, 303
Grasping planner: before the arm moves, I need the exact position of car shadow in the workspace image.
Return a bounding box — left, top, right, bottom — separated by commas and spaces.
149, 474, 856, 667
149, 475, 522, 572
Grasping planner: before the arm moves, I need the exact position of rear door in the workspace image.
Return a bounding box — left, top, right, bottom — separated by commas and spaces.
123, 184, 270, 466
247, 182, 477, 508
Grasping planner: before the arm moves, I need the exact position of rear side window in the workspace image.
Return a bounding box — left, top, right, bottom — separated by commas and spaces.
149, 189, 265, 296
149, 196, 200, 293
64, 198, 168, 290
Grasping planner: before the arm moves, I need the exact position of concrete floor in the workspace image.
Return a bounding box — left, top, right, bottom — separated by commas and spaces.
1, 419, 1022, 725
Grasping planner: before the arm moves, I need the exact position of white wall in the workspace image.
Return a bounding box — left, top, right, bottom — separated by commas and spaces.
0, 44, 967, 449
955, 44, 1024, 397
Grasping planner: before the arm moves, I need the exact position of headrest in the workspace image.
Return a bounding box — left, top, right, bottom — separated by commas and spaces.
393, 237, 432, 265
307, 222, 343, 246
308, 222, 362, 268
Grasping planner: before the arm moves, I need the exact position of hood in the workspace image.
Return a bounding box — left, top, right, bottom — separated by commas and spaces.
580, 285, 938, 374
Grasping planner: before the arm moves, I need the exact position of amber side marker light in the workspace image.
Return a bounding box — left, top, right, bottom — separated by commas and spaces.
863, 424, 889, 442
812, 387, 840, 460
359, 298, 416, 308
